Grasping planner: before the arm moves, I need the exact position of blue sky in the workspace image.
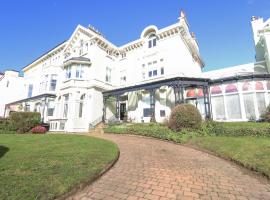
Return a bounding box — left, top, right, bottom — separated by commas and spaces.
0, 0, 269, 72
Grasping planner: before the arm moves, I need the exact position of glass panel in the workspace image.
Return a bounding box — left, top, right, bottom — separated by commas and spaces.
226, 94, 241, 119
243, 93, 256, 120
256, 93, 266, 116
160, 110, 165, 117
211, 86, 222, 95
211, 96, 225, 120
143, 108, 151, 117
225, 84, 238, 93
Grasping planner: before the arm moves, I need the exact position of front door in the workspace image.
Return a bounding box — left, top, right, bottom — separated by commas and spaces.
120, 103, 126, 120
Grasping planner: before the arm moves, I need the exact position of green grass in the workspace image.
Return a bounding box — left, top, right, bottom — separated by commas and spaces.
189, 136, 270, 178
0, 134, 118, 200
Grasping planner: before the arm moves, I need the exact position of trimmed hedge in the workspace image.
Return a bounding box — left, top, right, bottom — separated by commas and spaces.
0, 118, 16, 132
105, 121, 270, 142
104, 123, 199, 144
9, 112, 41, 133
202, 121, 270, 137
168, 104, 202, 131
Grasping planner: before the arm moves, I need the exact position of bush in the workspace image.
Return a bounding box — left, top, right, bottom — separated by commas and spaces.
31, 125, 47, 134
9, 112, 41, 133
0, 117, 16, 132
202, 121, 270, 137
168, 104, 202, 132
104, 123, 199, 144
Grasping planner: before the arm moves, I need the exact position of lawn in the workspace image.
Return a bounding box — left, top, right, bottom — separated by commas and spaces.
105, 122, 270, 178
0, 134, 118, 200
189, 136, 270, 178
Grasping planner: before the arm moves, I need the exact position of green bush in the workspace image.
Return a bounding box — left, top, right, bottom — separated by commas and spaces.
202, 121, 270, 137
104, 123, 199, 144
9, 112, 41, 133
168, 104, 202, 131
0, 118, 16, 132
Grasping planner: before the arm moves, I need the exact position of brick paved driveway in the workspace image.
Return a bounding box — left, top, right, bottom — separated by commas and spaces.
68, 134, 270, 200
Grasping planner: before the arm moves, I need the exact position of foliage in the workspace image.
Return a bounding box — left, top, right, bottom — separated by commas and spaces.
0, 117, 16, 132
190, 136, 270, 178
168, 104, 202, 132
202, 120, 270, 137
9, 112, 41, 133
261, 105, 270, 122
0, 134, 118, 200
104, 123, 199, 144
31, 125, 47, 134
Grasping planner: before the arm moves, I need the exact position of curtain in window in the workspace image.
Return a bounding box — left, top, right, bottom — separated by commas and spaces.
256, 93, 266, 116
211, 96, 225, 120
243, 93, 256, 119
128, 92, 138, 111
226, 94, 242, 119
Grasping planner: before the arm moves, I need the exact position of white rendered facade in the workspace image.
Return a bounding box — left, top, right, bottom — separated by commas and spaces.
0, 12, 270, 132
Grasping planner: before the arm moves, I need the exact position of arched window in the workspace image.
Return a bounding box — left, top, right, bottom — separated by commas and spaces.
148, 34, 157, 48
79, 94, 85, 118
186, 88, 204, 98
211, 86, 222, 95
186, 89, 196, 98
242, 82, 252, 91
255, 81, 264, 90
197, 89, 204, 97
225, 84, 238, 93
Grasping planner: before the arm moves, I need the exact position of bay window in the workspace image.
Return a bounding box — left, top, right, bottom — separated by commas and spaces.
76, 64, 84, 79
50, 75, 57, 91
65, 66, 72, 79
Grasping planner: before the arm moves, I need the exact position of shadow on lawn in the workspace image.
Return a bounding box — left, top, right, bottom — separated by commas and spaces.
0, 146, 9, 158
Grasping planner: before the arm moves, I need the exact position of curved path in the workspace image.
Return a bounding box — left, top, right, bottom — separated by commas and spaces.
68, 134, 270, 200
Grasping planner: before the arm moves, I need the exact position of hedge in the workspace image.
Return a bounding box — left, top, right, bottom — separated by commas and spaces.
104, 123, 200, 144
202, 121, 270, 137
9, 112, 41, 133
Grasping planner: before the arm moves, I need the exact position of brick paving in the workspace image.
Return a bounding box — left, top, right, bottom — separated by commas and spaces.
67, 134, 270, 200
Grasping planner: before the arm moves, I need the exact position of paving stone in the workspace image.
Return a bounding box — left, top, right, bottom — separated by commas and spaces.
68, 134, 270, 200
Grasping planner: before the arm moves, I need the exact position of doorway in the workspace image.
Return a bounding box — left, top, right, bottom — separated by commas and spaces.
120, 103, 126, 120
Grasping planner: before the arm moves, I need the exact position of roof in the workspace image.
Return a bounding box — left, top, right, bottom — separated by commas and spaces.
22, 40, 66, 71
64, 57, 91, 63
6, 93, 56, 106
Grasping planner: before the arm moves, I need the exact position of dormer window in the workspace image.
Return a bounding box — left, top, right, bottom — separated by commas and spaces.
148, 34, 157, 48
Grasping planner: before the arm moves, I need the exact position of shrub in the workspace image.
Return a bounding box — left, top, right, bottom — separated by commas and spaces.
202, 121, 270, 137
0, 117, 16, 132
9, 112, 41, 133
31, 125, 47, 134
168, 104, 202, 132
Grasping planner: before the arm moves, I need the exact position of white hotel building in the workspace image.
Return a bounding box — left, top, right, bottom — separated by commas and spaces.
0, 12, 269, 132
